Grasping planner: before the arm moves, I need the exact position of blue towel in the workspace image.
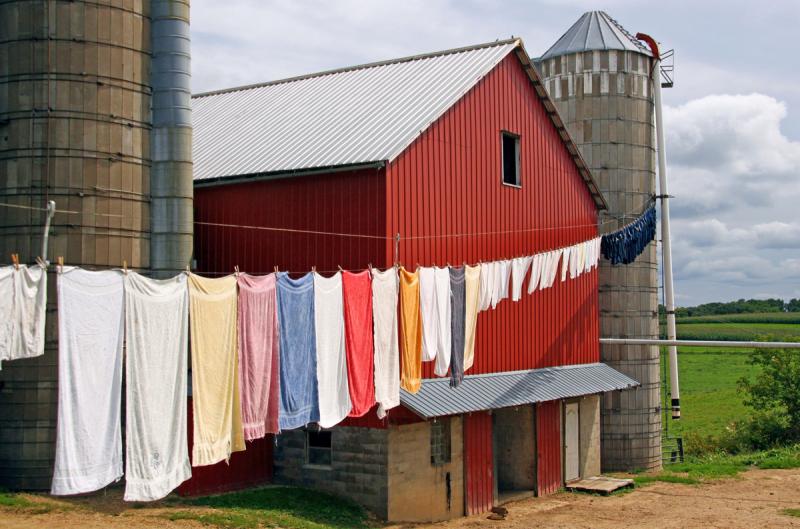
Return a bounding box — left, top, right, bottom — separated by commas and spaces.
276, 272, 320, 430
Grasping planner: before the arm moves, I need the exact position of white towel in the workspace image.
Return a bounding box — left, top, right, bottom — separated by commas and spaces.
496, 260, 512, 304
541, 250, 562, 289
527, 254, 543, 295
478, 263, 492, 312
124, 272, 191, 502
418, 267, 438, 362
0, 266, 14, 366
52, 268, 124, 496
0, 265, 47, 365
433, 266, 452, 377
560, 247, 572, 282
510, 256, 533, 301
371, 268, 399, 419
490, 262, 503, 309
313, 272, 352, 428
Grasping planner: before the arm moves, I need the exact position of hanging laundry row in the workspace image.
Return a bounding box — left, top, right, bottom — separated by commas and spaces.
601, 205, 657, 265
42, 234, 603, 501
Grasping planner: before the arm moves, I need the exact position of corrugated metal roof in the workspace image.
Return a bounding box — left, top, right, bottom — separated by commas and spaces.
192, 40, 516, 181
400, 363, 638, 419
539, 11, 652, 61
191, 39, 607, 209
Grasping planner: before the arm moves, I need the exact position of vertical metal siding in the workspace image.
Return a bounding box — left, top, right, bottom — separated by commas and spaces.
536, 401, 562, 495
387, 54, 599, 379
194, 168, 387, 276
463, 412, 494, 515
178, 398, 273, 496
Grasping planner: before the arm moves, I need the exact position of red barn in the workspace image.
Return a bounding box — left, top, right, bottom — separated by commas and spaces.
188, 39, 638, 521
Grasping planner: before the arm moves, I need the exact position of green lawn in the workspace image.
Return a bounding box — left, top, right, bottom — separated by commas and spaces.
660, 318, 800, 452
161, 487, 374, 529
661, 348, 755, 441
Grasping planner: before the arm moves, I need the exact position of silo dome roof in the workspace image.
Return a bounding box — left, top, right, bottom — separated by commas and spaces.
539, 11, 652, 60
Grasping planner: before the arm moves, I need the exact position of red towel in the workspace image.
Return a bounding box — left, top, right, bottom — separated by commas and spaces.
342, 270, 376, 417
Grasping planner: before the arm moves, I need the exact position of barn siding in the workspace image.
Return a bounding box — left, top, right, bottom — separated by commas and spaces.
536, 401, 562, 496
386, 53, 599, 379
194, 168, 387, 276
463, 412, 494, 515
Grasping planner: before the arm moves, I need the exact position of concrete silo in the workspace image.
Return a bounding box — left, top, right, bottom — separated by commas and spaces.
536, 11, 661, 471
0, 0, 192, 489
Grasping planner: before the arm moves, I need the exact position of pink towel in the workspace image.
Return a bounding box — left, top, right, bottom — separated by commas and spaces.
237, 273, 280, 439
342, 270, 376, 417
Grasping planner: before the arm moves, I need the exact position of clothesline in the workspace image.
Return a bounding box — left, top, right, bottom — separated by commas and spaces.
0, 201, 124, 218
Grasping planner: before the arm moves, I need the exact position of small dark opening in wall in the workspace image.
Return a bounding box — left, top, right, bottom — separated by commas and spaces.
501, 132, 520, 186
306, 430, 332, 466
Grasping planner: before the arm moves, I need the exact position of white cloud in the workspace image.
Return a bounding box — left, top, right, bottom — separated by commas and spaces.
662, 93, 800, 304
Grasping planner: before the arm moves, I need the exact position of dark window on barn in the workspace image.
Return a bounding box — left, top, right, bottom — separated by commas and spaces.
430, 418, 452, 466
501, 132, 520, 186
306, 429, 332, 467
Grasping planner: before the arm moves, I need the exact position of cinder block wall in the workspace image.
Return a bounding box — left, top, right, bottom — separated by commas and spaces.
387, 419, 464, 522
273, 427, 388, 519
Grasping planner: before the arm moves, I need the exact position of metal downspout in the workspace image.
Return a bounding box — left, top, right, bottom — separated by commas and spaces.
150, 0, 193, 277
637, 32, 680, 420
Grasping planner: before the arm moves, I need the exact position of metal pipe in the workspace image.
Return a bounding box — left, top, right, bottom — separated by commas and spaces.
40, 200, 56, 264
601, 338, 800, 349
638, 32, 680, 420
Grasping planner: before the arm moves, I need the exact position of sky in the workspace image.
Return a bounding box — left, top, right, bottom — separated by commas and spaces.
191, 0, 800, 306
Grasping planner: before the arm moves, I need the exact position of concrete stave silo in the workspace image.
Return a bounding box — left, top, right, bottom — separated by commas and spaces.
536, 11, 662, 471
0, 0, 192, 490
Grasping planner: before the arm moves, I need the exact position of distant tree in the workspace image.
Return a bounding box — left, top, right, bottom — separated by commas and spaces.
677, 298, 788, 317
739, 349, 800, 435
788, 299, 800, 312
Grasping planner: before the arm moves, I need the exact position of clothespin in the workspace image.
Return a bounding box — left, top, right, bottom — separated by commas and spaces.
368, 262, 373, 272
122, 260, 128, 275
57, 256, 64, 274
312, 265, 317, 272
36, 256, 46, 270
11, 253, 19, 270
185, 264, 190, 275
234, 265, 240, 277
274, 265, 279, 274
337, 265, 343, 272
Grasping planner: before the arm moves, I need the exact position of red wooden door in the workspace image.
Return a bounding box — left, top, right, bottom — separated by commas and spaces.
536, 400, 562, 495
463, 412, 494, 515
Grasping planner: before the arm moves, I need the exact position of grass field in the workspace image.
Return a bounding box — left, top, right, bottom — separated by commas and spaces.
663, 316, 800, 451
675, 312, 800, 324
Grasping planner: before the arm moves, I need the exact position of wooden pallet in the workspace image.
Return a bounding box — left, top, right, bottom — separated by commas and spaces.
565, 476, 634, 495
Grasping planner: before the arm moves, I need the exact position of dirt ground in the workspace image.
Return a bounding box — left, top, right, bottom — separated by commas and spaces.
4, 469, 800, 529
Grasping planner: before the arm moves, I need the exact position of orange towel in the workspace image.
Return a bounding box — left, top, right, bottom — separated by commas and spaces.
399, 267, 422, 393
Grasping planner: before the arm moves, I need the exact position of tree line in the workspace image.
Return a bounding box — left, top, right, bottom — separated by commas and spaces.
659, 298, 800, 317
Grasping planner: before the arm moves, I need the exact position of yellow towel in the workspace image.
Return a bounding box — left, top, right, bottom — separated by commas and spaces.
188, 274, 245, 466
463, 264, 481, 371
399, 267, 422, 394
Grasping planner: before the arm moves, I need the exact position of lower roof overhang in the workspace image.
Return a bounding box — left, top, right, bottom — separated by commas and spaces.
400, 362, 639, 420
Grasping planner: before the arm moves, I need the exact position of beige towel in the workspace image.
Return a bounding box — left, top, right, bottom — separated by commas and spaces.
188, 274, 245, 467
463, 264, 481, 372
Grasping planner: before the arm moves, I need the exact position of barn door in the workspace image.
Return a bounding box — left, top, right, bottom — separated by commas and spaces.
464, 412, 494, 515
564, 402, 580, 483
